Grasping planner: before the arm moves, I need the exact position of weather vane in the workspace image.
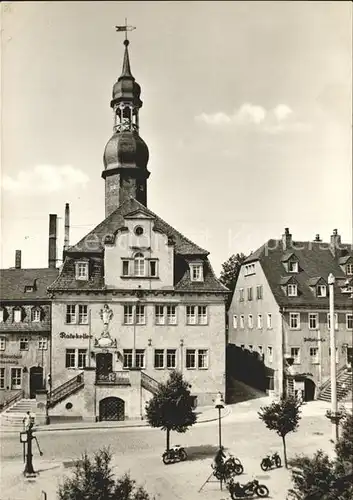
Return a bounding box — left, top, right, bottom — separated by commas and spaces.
115, 18, 136, 41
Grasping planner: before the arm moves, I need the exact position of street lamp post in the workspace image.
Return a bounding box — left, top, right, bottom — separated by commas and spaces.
327, 273, 339, 442
214, 392, 225, 491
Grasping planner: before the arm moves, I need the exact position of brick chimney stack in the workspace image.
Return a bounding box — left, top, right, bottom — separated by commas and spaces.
15, 250, 21, 269
48, 214, 57, 269
314, 234, 322, 242
64, 203, 70, 252
282, 228, 292, 251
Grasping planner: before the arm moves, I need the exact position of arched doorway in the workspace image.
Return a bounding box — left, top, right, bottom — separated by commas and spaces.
29, 366, 43, 398
304, 378, 316, 401
99, 397, 125, 421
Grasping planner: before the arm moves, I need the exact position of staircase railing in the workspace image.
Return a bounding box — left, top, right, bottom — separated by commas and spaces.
0, 390, 24, 413
141, 372, 160, 395
47, 373, 84, 408
317, 365, 347, 397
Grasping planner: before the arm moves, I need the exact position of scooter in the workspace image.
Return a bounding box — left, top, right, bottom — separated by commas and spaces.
162, 445, 187, 465
227, 478, 269, 499
260, 451, 281, 471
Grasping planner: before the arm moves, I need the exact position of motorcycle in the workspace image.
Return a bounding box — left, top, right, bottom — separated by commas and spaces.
162, 445, 187, 465
260, 451, 281, 471
212, 455, 244, 480
227, 478, 269, 499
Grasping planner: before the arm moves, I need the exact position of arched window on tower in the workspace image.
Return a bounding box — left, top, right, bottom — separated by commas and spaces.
134, 253, 145, 277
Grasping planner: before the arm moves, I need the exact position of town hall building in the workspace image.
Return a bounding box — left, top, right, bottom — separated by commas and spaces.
47, 38, 228, 422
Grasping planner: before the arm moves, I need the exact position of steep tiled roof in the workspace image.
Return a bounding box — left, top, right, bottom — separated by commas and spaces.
48, 257, 104, 291
0, 268, 59, 301
244, 239, 353, 308
175, 259, 229, 293
68, 198, 209, 256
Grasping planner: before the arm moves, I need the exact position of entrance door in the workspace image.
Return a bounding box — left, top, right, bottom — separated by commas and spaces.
96, 353, 113, 382
99, 397, 125, 421
347, 347, 353, 369
10, 368, 22, 390
304, 379, 316, 401
29, 366, 43, 398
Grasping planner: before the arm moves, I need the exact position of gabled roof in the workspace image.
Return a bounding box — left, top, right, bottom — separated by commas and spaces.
0, 268, 59, 301
243, 239, 353, 308
339, 255, 352, 265
68, 198, 209, 256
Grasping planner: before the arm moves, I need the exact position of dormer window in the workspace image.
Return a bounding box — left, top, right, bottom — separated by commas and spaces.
190, 263, 203, 282
13, 308, 22, 323
31, 308, 41, 322
287, 284, 298, 297
317, 285, 327, 297
288, 261, 298, 273
75, 261, 89, 281
346, 264, 353, 276
25, 285, 34, 293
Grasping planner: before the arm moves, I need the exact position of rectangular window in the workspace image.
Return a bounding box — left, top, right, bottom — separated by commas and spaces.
65, 349, 76, 368
186, 305, 197, 325
76, 262, 89, 280
267, 346, 273, 363
155, 305, 165, 325
267, 313, 272, 329
233, 315, 238, 329
38, 337, 47, 350
247, 287, 253, 301
346, 314, 353, 330
124, 305, 134, 325
66, 305, 76, 324
258, 345, 263, 356
198, 306, 208, 325
346, 264, 353, 275
167, 305, 177, 325
135, 349, 145, 369
288, 261, 298, 273
308, 313, 318, 330
123, 349, 133, 369
14, 309, 22, 323
310, 347, 319, 364
289, 313, 300, 329
19, 337, 29, 351
149, 260, 158, 277
240, 315, 245, 329
239, 288, 244, 302
166, 349, 176, 369
32, 309, 41, 322
154, 349, 164, 369
327, 313, 338, 330
78, 305, 88, 324
317, 285, 327, 297
0, 367, 5, 389
186, 349, 196, 369
77, 349, 87, 369
0, 337, 5, 351
122, 260, 130, 276
329, 347, 339, 364
288, 284, 298, 297
257, 314, 263, 329
136, 305, 146, 325
190, 264, 203, 282
11, 368, 22, 389
291, 347, 301, 364
256, 285, 263, 300
198, 349, 209, 369
248, 314, 253, 328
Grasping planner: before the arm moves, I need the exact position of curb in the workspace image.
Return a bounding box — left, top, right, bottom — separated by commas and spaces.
1, 406, 231, 435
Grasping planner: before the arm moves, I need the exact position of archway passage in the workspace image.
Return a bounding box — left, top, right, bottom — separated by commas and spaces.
29, 366, 44, 398
99, 397, 125, 421
304, 378, 316, 401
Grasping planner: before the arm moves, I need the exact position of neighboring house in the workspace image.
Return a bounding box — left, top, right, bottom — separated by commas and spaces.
228, 228, 353, 401
47, 38, 228, 422
0, 250, 58, 405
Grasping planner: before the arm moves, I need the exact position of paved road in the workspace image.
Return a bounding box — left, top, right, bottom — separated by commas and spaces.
1, 402, 335, 500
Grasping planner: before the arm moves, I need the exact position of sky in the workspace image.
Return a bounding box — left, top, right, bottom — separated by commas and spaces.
1, 1, 352, 275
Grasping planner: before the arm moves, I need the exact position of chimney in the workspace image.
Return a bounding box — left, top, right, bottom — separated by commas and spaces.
48, 214, 57, 268
314, 234, 322, 242
64, 203, 70, 252
15, 250, 21, 269
282, 228, 292, 251
330, 229, 341, 257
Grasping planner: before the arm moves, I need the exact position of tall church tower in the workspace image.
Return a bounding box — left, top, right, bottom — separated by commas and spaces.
102, 39, 150, 217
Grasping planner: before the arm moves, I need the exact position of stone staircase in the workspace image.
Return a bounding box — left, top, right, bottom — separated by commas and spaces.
318, 368, 353, 402
0, 398, 37, 428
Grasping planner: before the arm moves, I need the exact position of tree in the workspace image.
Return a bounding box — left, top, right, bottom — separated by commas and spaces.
287, 414, 353, 500
58, 447, 153, 500
219, 253, 247, 308
144, 370, 197, 451
258, 395, 302, 468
